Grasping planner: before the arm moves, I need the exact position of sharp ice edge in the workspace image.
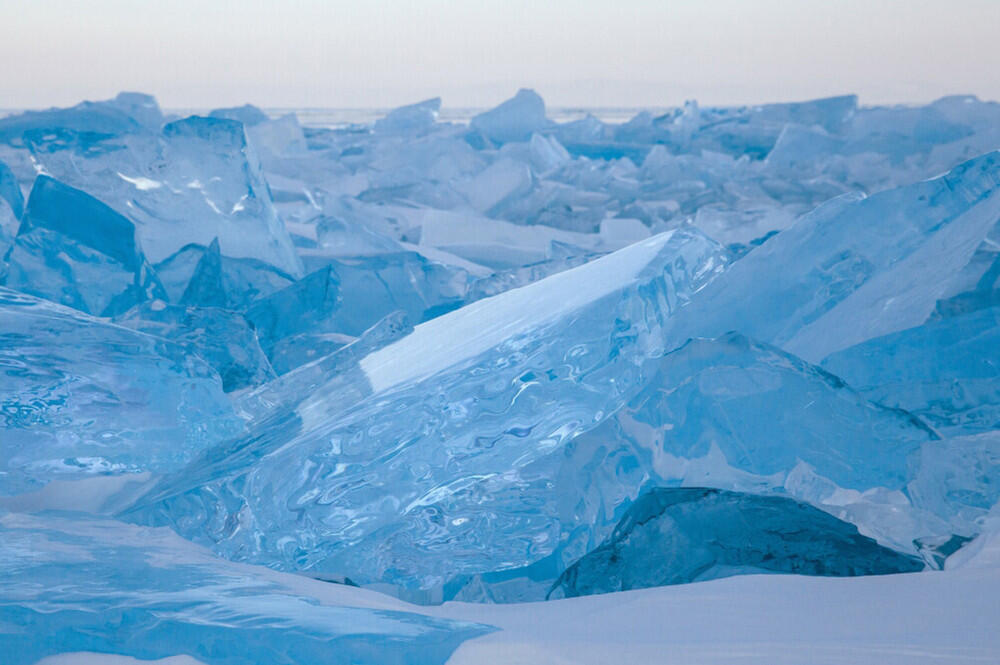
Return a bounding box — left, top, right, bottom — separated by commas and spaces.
359, 230, 680, 393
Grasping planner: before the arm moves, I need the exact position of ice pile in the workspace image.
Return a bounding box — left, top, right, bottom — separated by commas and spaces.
2, 89, 1000, 661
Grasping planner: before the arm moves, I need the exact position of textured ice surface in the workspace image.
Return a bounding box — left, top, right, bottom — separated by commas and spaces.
550, 487, 923, 598
125, 230, 727, 593
908, 431, 1000, 536
0, 513, 489, 665
0, 288, 238, 494
4, 176, 165, 317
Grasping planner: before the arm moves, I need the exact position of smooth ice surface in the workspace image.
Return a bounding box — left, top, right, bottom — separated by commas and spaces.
0, 513, 489, 665
7, 512, 996, 665
470, 89, 550, 144
0, 288, 238, 494
550, 487, 922, 598
823, 306, 1000, 434
436, 566, 1000, 665
125, 230, 727, 592
361, 231, 718, 393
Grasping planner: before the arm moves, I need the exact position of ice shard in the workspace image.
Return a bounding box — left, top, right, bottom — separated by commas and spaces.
114, 302, 276, 393
0, 158, 25, 219
375, 98, 441, 135
664, 151, 1000, 362
549, 487, 924, 598
3, 175, 166, 316
155, 240, 295, 310
124, 230, 727, 592
470, 89, 550, 144
0, 288, 238, 494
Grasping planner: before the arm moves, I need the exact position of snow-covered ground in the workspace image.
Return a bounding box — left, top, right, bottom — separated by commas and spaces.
32, 563, 1000, 665
433, 567, 1000, 665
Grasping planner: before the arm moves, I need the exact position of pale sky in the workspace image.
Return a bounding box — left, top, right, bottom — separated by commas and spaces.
2, 0, 998, 110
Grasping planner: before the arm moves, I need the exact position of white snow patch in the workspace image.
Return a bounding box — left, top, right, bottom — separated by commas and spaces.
359, 232, 674, 393
116, 172, 163, 191
34, 655, 205, 665
431, 568, 1000, 665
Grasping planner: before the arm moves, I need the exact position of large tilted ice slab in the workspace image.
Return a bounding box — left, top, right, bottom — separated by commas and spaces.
25, 115, 302, 276
359, 230, 723, 393
663, 151, 1000, 362
550, 487, 922, 598
0, 288, 239, 495
124, 231, 728, 592
0, 513, 489, 665
611, 333, 938, 490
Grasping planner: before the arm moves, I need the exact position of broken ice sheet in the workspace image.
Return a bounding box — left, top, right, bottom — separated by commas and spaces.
544, 332, 940, 572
